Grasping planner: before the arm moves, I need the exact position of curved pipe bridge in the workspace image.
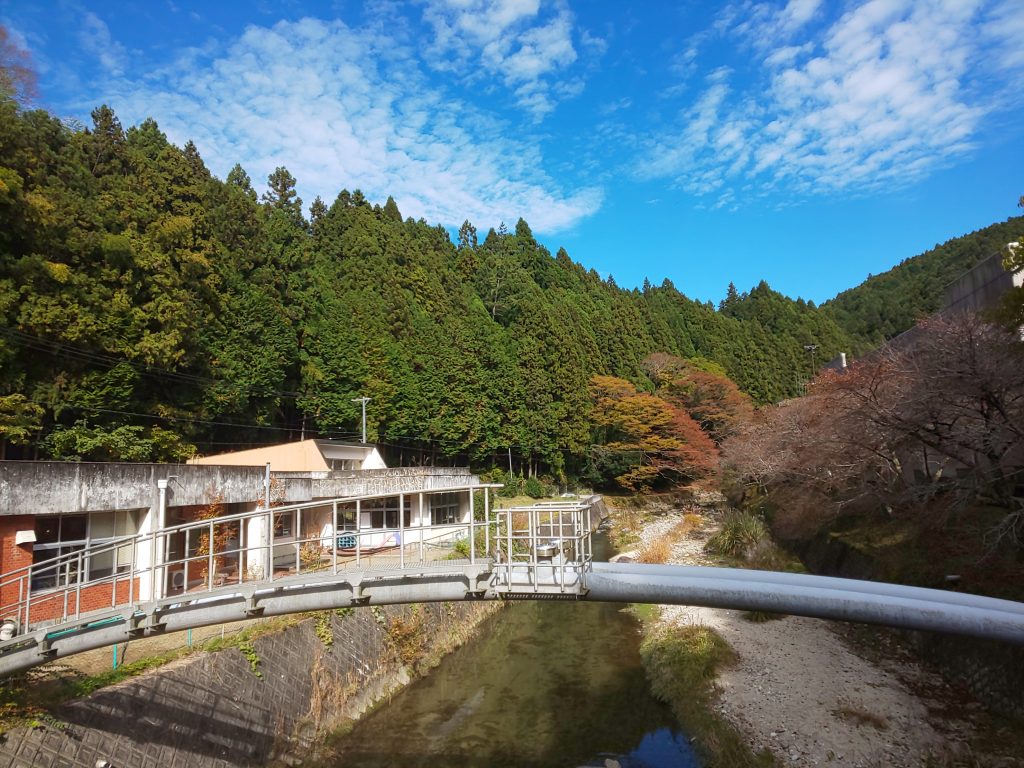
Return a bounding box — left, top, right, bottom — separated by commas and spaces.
1, 560, 1023, 677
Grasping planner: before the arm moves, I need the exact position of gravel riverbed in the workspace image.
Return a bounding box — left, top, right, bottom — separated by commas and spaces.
620, 505, 1001, 768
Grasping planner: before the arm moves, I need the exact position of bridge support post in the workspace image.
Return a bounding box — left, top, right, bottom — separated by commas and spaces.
332, 501, 338, 575
469, 489, 475, 565
418, 493, 425, 564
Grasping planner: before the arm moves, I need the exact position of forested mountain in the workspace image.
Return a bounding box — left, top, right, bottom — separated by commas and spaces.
0, 98, 863, 475
824, 216, 1024, 350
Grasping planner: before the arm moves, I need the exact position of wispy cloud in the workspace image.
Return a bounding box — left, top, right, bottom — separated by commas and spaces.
640, 0, 1023, 205
100, 17, 601, 233
419, 0, 587, 117
78, 11, 126, 77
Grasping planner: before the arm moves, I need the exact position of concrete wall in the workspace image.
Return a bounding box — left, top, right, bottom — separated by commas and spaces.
0, 462, 267, 517
311, 467, 478, 499
944, 251, 1023, 314
0, 463, 483, 519
0, 601, 499, 767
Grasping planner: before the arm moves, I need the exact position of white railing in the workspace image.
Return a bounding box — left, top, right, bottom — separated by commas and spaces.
0, 492, 596, 637
491, 501, 594, 595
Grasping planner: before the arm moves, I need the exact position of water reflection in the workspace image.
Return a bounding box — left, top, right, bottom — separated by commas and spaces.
326, 536, 700, 767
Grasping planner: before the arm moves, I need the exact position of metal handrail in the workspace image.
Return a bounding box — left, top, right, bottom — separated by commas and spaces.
0, 492, 593, 639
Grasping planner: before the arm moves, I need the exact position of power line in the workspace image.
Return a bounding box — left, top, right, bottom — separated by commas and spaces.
63, 405, 320, 435
0, 326, 308, 400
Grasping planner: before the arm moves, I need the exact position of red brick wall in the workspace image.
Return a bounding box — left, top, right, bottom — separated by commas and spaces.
0, 516, 36, 619
2, 517, 140, 624
25, 577, 139, 624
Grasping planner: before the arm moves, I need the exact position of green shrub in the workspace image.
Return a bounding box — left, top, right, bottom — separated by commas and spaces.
707, 512, 769, 559
523, 477, 546, 498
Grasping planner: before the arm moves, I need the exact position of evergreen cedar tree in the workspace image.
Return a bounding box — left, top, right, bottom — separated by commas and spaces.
1, 78, 1023, 482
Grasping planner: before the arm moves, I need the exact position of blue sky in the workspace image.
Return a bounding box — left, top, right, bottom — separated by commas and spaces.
3, 0, 1023, 304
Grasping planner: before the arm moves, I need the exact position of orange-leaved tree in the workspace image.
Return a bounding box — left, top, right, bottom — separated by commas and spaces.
642, 353, 753, 444
588, 374, 719, 491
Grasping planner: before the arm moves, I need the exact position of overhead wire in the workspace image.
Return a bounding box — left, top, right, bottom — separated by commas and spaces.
2, 326, 583, 461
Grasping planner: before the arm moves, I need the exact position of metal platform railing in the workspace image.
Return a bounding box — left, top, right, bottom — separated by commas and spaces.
0, 494, 600, 673
491, 501, 594, 595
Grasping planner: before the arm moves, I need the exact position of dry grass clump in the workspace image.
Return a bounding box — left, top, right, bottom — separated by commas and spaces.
672, 513, 704, 538
637, 537, 673, 563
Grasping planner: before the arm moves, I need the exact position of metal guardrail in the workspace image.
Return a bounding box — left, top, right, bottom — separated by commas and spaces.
3, 491, 1023, 678
0, 495, 599, 676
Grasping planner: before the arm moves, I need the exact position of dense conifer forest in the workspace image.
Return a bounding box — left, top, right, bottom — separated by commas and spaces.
1, 95, 1021, 482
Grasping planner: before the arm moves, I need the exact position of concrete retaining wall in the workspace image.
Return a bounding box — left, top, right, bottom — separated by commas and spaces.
800, 530, 1024, 715
0, 601, 498, 767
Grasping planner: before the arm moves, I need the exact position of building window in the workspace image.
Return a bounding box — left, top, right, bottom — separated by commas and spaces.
274, 510, 295, 539
431, 493, 461, 526
365, 497, 411, 529
32, 510, 140, 591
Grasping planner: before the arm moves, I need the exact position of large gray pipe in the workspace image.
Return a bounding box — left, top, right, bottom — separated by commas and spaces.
585, 563, 1024, 644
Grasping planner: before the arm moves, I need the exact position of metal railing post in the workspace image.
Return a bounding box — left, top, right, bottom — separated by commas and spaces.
399, 493, 405, 569
530, 509, 537, 591
75, 551, 85, 618
355, 499, 361, 568
418, 493, 425, 564
129, 538, 136, 606
506, 510, 512, 588
23, 573, 30, 630
207, 520, 215, 590
266, 507, 273, 581
332, 501, 339, 575
561, 512, 569, 593
469, 489, 475, 565
484, 490, 490, 559
296, 508, 303, 573
63, 561, 70, 620
239, 517, 246, 584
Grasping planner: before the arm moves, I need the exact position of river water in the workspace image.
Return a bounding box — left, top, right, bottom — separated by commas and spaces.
325, 535, 701, 767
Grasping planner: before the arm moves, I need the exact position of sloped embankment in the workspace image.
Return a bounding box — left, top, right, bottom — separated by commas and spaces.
0, 601, 499, 767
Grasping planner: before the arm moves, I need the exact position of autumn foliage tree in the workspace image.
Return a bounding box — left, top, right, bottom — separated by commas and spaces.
724, 312, 1024, 545
642, 353, 754, 444
587, 375, 719, 491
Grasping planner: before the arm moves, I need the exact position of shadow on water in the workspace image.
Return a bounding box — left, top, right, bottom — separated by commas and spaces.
325, 533, 701, 767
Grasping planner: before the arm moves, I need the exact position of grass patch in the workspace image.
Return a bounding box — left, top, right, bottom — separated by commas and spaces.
0, 649, 191, 733
706, 512, 769, 558
640, 624, 776, 767
628, 603, 662, 623
704, 511, 805, 574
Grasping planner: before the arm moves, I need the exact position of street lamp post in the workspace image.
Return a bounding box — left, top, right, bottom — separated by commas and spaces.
803, 344, 818, 382
351, 397, 371, 443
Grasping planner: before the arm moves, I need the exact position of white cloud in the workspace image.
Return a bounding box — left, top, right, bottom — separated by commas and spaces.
78, 12, 126, 77
100, 17, 600, 233
641, 0, 1018, 205
419, 0, 583, 117
980, 0, 1024, 73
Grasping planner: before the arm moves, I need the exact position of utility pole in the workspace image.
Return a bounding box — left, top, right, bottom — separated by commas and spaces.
351, 397, 371, 443
803, 343, 818, 382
